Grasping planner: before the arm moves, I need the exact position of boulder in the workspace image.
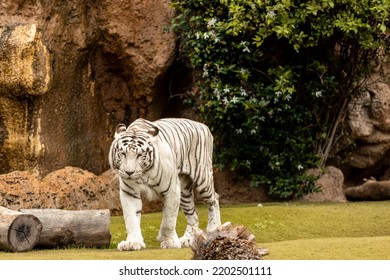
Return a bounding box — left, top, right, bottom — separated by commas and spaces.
0, 167, 121, 214
300, 166, 346, 202
212, 169, 273, 204
0, 166, 276, 214
0, 166, 165, 215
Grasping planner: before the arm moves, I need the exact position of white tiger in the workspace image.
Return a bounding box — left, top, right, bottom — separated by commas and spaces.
109, 118, 221, 251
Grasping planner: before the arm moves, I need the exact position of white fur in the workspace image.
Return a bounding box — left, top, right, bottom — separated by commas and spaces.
110, 118, 221, 251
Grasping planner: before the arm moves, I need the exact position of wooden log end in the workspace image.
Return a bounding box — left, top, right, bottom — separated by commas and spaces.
8, 214, 43, 252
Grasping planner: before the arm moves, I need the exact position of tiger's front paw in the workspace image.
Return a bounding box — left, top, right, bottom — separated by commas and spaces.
179, 236, 192, 248
179, 229, 196, 248
160, 237, 181, 249
117, 240, 146, 251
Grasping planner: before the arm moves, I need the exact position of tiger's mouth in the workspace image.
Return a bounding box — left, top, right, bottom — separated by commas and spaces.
119, 170, 142, 180
119, 170, 149, 184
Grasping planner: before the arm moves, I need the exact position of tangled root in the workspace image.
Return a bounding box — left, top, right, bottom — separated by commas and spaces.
191, 222, 269, 260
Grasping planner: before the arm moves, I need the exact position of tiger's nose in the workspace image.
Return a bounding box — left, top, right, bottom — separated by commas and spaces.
125, 171, 134, 176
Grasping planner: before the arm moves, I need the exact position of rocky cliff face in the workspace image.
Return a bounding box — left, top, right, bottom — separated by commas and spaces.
1, 0, 389, 208
0, 0, 176, 176
0, 0, 276, 211
336, 56, 390, 186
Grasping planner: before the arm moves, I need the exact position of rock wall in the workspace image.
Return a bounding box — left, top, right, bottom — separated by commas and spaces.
0, 166, 271, 214
0, 167, 122, 214
0, 23, 51, 173
0, 0, 176, 176
0, 0, 273, 212
336, 55, 390, 187
1, 0, 389, 207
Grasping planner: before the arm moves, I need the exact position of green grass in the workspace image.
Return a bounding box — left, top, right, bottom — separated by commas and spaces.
0, 201, 389, 259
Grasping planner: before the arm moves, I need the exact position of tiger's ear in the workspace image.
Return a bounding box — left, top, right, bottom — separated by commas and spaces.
137, 118, 159, 137
114, 123, 127, 138
147, 126, 159, 137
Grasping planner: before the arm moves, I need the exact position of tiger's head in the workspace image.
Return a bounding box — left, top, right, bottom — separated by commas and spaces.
109, 122, 159, 181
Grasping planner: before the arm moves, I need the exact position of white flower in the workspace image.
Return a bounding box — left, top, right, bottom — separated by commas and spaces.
213, 88, 221, 100
285, 94, 292, 101
239, 68, 248, 75
315, 91, 322, 98
202, 64, 209, 77
266, 11, 276, 18
251, 129, 257, 135
275, 91, 282, 97
235, 128, 243, 134
231, 96, 239, 104
223, 86, 230, 94
223, 97, 229, 105
207, 18, 217, 28
297, 164, 304, 170
240, 88, 247, 96
195, 32, 200, 40
214, 37, 220, 43
239, 42, 251, 53
203, 32, 210, 39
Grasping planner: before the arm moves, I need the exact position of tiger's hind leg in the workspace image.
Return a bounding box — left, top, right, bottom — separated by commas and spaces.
206, 192, 221, 232
196, 177, 221, 233
179, 175, 199, 247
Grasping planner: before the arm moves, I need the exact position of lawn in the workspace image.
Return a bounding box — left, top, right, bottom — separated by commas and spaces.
0, 201, 389, 260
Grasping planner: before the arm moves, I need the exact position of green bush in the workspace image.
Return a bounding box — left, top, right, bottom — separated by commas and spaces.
171, 0, 389, 198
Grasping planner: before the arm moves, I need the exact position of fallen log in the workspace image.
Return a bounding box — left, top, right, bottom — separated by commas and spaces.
344, 179, 390, 201
0, 206, 42, 252
20, 209, 111, 248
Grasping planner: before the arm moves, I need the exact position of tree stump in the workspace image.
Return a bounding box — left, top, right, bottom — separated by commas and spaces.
19, 209, 111, 248
0, 206, 43, 252
191, 222, 269, 260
